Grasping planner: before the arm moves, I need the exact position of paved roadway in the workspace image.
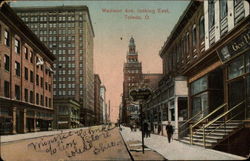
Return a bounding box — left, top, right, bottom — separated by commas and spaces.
0, 125, 131, 161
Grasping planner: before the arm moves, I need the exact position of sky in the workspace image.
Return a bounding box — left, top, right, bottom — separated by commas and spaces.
11, 0, 190, 122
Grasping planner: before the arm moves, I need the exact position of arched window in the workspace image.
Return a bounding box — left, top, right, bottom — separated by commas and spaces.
192, 24, 197, 48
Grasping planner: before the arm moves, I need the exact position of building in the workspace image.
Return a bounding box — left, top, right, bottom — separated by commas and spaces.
0, 3, 55, 134
122, 37, 143, 125
54, 99, 80, 129
13, 6, 95, 126
100, 85, 107, 124
94, 74, 101, 124
147, 0, 250, 157
122, 37, 163, 126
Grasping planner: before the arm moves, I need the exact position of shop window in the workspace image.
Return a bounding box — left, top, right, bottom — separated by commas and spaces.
4, 81, 10, 98
191, 75, 208, 95
4, 55, 10, 71
15, 85, 20, 100
192, 92, 208, 117
228, 56, 244, 79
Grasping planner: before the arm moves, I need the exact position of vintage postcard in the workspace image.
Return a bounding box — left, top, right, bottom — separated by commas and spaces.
0, 0, 249, 160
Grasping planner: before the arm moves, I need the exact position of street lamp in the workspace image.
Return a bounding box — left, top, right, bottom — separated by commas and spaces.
129, 88, 151, 154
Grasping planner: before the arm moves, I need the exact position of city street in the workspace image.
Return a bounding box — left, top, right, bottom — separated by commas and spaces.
120, 126, 246, 160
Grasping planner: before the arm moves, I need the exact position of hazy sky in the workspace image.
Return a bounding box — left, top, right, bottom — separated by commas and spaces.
11, 0, 189, 122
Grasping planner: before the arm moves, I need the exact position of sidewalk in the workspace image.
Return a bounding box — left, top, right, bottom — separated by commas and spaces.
120, 126, 246, 160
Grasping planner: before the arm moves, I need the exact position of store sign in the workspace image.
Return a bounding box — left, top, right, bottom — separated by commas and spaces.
217, 29, 250, 63
129, 88, 152, 101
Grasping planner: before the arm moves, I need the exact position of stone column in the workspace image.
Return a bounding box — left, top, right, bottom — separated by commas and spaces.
12, 107, 16, 134
21, 108, 27, 133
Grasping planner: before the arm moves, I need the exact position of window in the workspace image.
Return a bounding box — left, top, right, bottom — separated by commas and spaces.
36, 93, 39, 105
15, 85, 20, 100
36, 75, 39, 86
45, 97, 48, 107
4, 55, 10, 71
30, 91, 34, 103
191, 75, 208, 95
24, 47, 28, 59
30, 71, 34, 83
15, 39, 21, 54
4, 30, 10, 46
41, 95, 44, 106
199, 16, 205, 40
192, 25, 197, 48
246, 53, 250, 73
4, 81, 10, 98
24, 88, 28, 102
45, 82, 48, 90
228, 56, 244, 79
208, 0, 215, 29
220, 0, 228, 20
30, 52, 34, 63
24, 67, 28, 80
15, 61, 20, 76
49, 98, 52, 107
40, 77, 44, 88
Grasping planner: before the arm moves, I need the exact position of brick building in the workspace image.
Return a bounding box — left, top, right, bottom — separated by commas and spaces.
0, 3, 55, 134
94, 74, 101, 124
13, 6, 95, 126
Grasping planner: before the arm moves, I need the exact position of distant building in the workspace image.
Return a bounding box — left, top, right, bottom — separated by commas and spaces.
54, 99, 80, 129
122, 37, 162, 125
100, 85, 107, 124
0, 3, 55, 134
13, 5, 95, 126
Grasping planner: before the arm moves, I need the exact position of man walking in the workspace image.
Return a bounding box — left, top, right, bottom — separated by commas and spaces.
166, 121, 174, 143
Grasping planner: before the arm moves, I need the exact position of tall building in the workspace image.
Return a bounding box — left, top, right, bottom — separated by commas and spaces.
122, 37, 162, 125
13, 6, 95, 126
94, 74, 101, 124
122, 37, 143, 125
100, 85, 107, 124
0, 3, 55, 134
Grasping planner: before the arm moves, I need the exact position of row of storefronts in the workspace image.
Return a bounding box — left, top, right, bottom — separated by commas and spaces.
142, 1, 250, 156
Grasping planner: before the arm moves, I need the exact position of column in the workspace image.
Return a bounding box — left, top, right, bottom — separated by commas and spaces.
12, 107, 16, 134
34, 111, 37, 132
21, 108, 27, 133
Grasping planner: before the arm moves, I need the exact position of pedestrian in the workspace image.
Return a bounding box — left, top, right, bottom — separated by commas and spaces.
158, 124, 162, 135
130, 124, 133, 132
166, 121, 174, 143
147, 122, 151, 137
143, 122, 148, 138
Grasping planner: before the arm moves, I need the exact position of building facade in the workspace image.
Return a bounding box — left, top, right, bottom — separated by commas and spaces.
0, 3, 55, 134
146, 0, 250, 157
94, 74, 101, 124
122, 37, 143, 125
100, 85, 107, 124
13, 6, 95, 126
54, 99, 80, 129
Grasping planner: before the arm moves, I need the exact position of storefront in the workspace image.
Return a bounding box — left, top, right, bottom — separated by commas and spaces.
217, 28, 250, 121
